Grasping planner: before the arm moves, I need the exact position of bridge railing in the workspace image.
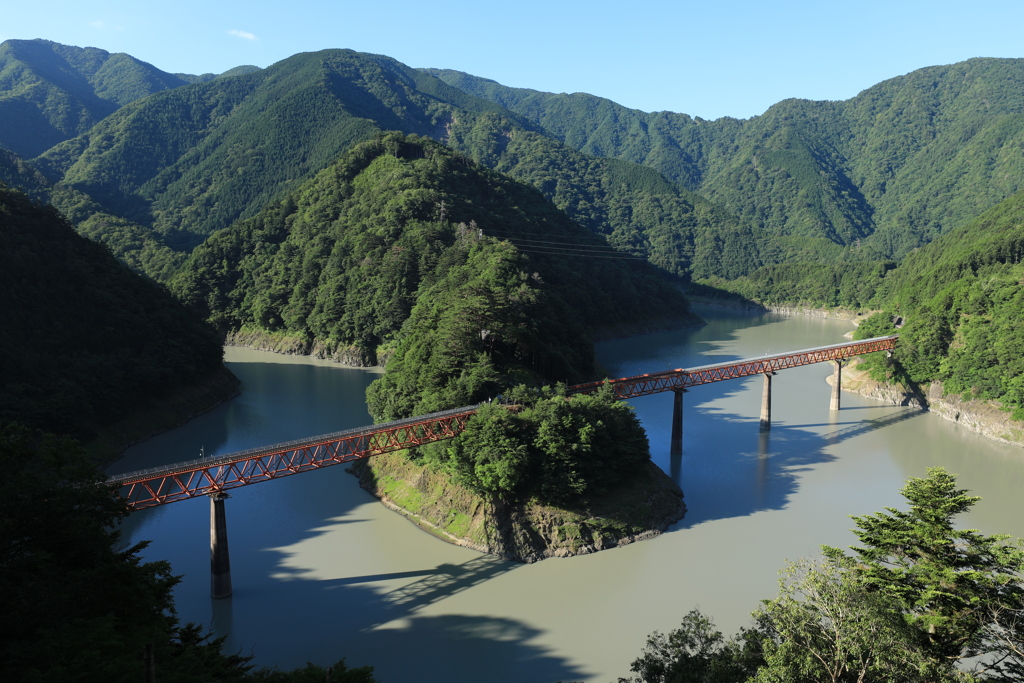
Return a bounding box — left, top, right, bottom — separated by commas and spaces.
110, 404, 482, 485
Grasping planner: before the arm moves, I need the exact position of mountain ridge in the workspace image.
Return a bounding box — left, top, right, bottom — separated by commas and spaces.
0, 38, 251, 158
427, 58, 1024, 261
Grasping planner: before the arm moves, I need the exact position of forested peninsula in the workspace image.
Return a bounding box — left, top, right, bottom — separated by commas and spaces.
171, 132, 692, 555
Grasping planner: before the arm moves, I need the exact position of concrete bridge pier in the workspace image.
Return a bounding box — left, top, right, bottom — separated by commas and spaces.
210, 491, 232, 599
830, 360, 846, 411
670, 389, 686, 456
760, 372, 775, 431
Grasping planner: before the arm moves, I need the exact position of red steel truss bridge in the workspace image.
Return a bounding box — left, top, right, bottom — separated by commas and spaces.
569, 335, 899, 399
109, 335, 897, 510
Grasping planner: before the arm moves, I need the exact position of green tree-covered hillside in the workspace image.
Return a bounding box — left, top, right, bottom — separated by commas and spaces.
172, 134, 697, 418
429, 58, 1024, 264
27, 45, 755, 281
0, 182, 227, 442
30, 49, 519, 251
851, 189, 1024, 419
0, 39, 195, 157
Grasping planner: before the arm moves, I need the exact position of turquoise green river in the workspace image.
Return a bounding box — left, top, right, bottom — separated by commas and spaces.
108, 306, 1024, 682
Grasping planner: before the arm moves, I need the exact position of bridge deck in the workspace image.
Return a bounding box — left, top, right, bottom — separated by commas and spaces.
110, 335, 897, 509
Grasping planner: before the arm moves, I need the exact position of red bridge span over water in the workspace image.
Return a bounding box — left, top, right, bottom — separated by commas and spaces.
110, 335, 898, 510
109, 334, 897, 598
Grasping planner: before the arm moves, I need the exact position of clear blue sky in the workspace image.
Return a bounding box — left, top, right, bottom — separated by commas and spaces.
7, 1, 1024, 120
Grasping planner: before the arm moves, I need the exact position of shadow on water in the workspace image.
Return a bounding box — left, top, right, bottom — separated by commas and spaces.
256, 550, 583, 682
364, 614, 583, 683
123, 472, 586, 682
221, 501, 582, 681
120, 462, 579, 681
662, 404, 927, 529
120, 314, 915, 682
596, 307, 929, 533
111, 355, 585, 682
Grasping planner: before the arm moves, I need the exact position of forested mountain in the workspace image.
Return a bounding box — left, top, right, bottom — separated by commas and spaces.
851, 189, 1024, 419
0, 182, 230, 445
9, 41, 1024, 288
0, 39, 248, 158
23, 46, 756, 280
172, 134, 696, 419
428, 58, 1024, 264
0, 148, 185, 279
8, 39, 1024, 427
424, 61, 1024, 423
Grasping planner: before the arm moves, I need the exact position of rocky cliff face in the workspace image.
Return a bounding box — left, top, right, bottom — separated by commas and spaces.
225, 328, 379, 366
836, 360, 1024, 448
350, 452, 686, 563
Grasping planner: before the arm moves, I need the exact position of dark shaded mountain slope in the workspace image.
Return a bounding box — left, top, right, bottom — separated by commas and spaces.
0, 182, 229, 443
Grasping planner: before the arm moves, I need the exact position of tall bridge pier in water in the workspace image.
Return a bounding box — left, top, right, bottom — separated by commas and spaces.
109, 335, 897, 597
671, 356, 848, 448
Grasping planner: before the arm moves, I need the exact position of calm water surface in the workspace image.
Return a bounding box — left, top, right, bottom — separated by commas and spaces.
109, 307, 1024, 683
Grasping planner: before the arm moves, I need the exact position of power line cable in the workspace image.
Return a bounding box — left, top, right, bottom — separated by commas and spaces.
511, 245, 647, 260
482, 230, 646, 257
490, 235, 626, 250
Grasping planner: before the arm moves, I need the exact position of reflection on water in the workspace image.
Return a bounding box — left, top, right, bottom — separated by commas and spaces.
111, 310, 1024, 683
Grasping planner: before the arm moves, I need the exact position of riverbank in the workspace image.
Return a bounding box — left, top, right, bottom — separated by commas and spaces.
834, 359, 1024, 448
686, 293, 876, 324
224, 311, 706, 371
689, 300, 1024, 449
351, 451, 686, 563
114, 304, 1024, 683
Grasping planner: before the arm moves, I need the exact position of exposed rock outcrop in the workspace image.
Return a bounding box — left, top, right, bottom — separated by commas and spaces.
834, 360, 1024, 448
351, 452, 686, 563
225, 328, 377, 366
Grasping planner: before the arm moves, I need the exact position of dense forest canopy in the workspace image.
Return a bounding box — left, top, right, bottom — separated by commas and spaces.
0, 39, 242, 158
8, 41, 1024, 286
5, 38, 1024, 430
171, 133, 696, 418
0, 181, 225, 442
851, 190, 1024, 419
2, 44, 757, 281
429, 58, 1024, 264
5, 38, 1024, 437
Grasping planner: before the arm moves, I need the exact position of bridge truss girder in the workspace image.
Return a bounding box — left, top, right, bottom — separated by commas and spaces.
115, 410, 475, 510
572, 335, 898, 400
